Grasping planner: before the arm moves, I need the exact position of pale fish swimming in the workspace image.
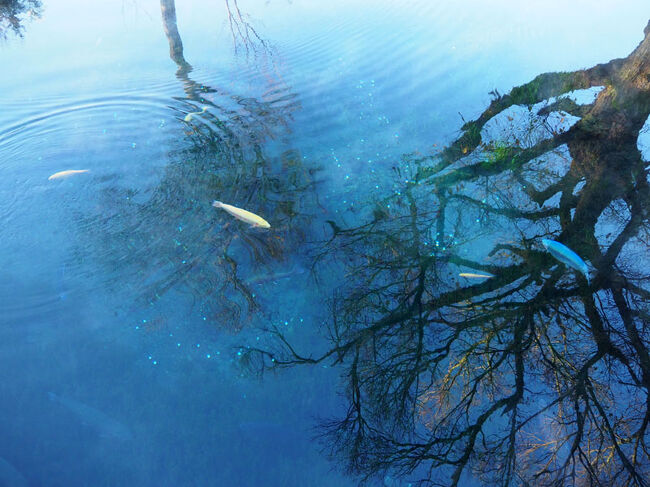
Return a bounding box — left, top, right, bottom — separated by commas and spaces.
542, 238, 590, 284
183, 106, 208, 122
48, 392, 133, 440
459, 272, 494, 279
212, 201, 271, 228
48, 169, 89, 180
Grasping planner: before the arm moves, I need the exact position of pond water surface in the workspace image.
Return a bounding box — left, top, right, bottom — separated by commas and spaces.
1, 1, 650, 486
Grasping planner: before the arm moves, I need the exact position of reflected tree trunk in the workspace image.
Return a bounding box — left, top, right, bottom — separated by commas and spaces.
245, 19, 650, 487
160, 0, 191, 74
85, 0, 308, 333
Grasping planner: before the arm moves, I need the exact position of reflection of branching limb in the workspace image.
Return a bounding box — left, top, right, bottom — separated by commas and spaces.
424, 129, 571, 186
448, 193, 560, 221
87, 0, 310, 335
537, 97, 593, 118
0, 0, 41, 39
244, 20, 650, 487
225, 0, 270, 57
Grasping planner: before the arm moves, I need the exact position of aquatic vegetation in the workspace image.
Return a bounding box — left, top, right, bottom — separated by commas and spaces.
541, 238, 590, 283
245, 20, 650, 487
212, 201, 271, 228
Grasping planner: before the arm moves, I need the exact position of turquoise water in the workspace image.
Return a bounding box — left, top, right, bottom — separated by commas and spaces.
1, 1, 650, 486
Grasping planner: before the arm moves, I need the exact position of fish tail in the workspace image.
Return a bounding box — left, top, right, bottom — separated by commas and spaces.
212, 200, 222, 208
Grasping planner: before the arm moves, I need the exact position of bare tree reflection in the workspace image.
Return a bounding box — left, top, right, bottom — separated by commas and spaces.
0, 0, 41, 39
224, 0, 270, 57
160, 0, 292, 119
160, 0, 189, 71
96, 141, 317, 331
84, 0, 312, 331
244, 21, 650, 486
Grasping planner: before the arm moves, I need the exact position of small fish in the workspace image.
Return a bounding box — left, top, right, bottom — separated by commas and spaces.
459, 272, 494, 279
542, 238, 590, 284
246, 264, 306, 285
184, 106, 208, 122
212, 201, 270, 228
0, 456, 28, 487
48, 169, 89, 180
48, 392, 133, 441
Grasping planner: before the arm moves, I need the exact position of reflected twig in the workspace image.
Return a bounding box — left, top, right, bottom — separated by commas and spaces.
0, 0, 41, 39
244, 20, 650, 487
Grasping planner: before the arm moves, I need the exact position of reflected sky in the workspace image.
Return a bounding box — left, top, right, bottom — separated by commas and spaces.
0, 1, 649, 486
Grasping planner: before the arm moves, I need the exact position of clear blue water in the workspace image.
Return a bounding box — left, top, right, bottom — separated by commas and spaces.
1, 2, 650, 486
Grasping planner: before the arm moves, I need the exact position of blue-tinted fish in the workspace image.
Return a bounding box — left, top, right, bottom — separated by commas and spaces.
0, 456, 27, 487
541, 238, 590, 284
48, 392, 133, 441
246, 264, 307, 286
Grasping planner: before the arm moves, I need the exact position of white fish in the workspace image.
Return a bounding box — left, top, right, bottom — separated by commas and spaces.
48, 169, 89, 180
184, 106, 208, 122
212, 201, 270, 228
542, 238, 590, 284
48, 392, 133, 440
459, 272, 494, 279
